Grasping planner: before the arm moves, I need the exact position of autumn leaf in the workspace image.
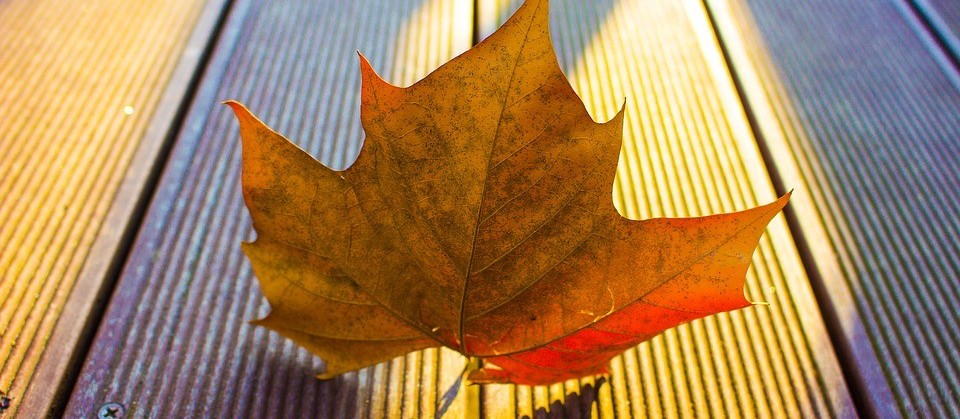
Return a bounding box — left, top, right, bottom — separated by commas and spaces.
225, 0, 789, 385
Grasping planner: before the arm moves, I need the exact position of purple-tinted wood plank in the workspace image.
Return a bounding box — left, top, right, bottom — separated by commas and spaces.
708, 0, 960, 415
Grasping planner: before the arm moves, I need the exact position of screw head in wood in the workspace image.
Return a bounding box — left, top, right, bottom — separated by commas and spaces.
98, 402, 125, 419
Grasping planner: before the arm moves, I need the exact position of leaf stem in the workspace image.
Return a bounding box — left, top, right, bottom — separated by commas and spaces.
435, 357, 482, 419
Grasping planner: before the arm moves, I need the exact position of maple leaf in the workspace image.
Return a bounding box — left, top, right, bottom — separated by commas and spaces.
225, 0, 789, 385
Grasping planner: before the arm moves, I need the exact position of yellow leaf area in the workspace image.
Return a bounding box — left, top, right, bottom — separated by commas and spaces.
225, 0, 789, 385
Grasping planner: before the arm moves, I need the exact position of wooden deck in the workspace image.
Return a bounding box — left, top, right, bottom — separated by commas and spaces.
1, 0, 958, 417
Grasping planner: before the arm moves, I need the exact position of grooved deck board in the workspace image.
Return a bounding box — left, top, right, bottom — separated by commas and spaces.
930, 0, 960, 26
0, 0, 210, 416
476, 0, 854, 417
909, 0, 960, 67
708, 0, 960, 416
64, 0, 475, 417
925, 0, 960, 49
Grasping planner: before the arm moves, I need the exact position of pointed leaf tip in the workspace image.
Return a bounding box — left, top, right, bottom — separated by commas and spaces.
224, 100, 255, 124
608, 101, 627, 127
774, 190, 792, 209
357, 52, 380, 83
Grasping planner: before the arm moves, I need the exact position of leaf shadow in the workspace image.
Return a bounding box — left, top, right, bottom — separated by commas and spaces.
520, 377, 607, 419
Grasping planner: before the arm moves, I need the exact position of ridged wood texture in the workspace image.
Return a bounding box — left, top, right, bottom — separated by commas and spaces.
907, 0, 960, 71
924, 0, 960, 49
930, 0, 960, 28
64, 0, 475, 417
0, 0, 206, 416
476, 0, 854, 417
710, 0, 960, 416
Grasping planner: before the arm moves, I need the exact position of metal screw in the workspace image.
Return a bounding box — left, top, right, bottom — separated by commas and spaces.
98, 402, 125, 419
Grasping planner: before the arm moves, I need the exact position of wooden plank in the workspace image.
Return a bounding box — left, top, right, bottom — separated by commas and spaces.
0, 0, 214, 416
706, 0, 960, 416
63, 0, 475, 417
476, 0, 855, 417
16, 2, 234, 415
911, 0, 960, 62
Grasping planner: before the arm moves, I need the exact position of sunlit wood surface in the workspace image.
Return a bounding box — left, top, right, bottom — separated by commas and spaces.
0, 0, 210, 416
710, 0, 960, 416
478, 1, 850, 417
2, 0, 957, 417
